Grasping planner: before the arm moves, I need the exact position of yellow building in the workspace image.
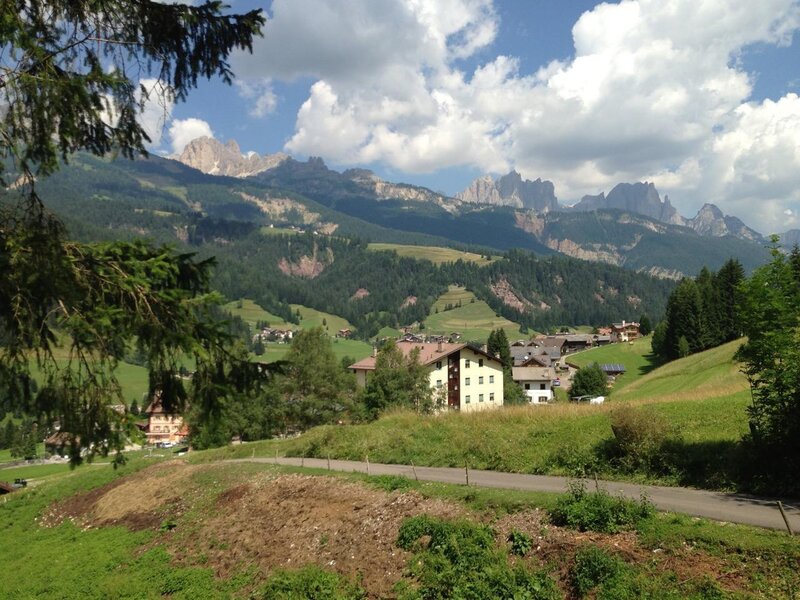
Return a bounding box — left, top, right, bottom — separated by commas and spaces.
143, 393, 188, 445
350, 341, 504, 412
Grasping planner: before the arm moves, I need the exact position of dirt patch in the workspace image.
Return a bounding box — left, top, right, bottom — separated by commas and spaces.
186, 473, 466, 597
401, 295, 417, 308
43, 461, 200, 531
277, 243, 333, 279
41, 462, 752, 597
350, 288, 370, 301
490, 277, 536, 313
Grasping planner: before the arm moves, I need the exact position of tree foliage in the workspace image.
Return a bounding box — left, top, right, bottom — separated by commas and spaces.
654, 259, 744, 361
570, 363, 608, 398
0, 1, 264, 463
363, 340, 435, 418
736, 240, 800, 488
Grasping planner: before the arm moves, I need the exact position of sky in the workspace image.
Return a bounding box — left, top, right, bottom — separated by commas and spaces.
144, 0, 800, 234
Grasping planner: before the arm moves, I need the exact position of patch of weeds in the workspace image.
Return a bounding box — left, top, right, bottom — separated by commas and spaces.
159, 518, 178, 532
396, 515, 560, 599
550, 481, 653, 533
571, 545, 627, 596
507, 528, 533, 556
258, 565, 366, 600
368, 474, 414, 492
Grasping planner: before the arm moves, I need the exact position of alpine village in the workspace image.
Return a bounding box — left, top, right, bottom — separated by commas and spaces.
2, 2, 800, 599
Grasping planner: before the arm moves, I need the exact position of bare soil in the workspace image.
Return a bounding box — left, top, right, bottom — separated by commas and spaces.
42, 462, 752, 598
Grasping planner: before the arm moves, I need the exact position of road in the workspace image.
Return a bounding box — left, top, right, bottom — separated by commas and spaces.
229, 456, 800, 532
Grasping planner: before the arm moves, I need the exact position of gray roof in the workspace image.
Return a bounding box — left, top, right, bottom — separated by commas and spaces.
512, 366, 554, 382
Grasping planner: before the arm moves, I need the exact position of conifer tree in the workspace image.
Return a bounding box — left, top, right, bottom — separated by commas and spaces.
1, 1, 264, 464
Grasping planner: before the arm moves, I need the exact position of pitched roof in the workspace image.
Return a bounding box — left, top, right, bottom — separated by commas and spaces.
512, 367, 554, 381
349, 341, 499, 371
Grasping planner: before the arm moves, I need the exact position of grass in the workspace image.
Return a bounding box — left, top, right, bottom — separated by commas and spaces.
222, 299, 292, 329
615, 338, 748, 402
424, 286, 521, 342
2, 456, 798, 599
195, 339, 757, 490
367, 243, 499, 265
0, 462, 92, 481
567, 336, 658, 392
252, 337, 372, 365
290, 304, 353, 335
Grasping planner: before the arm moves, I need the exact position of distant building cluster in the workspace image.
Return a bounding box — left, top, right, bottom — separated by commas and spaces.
252, 327, 295, 344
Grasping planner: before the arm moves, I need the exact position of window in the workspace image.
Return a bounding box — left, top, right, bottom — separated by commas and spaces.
465, 359, 471, 368
479, 393, 484, 402
479, 359, 484, 367
524, 383, 531, 390
490, 392, 495, 402
479, 376, 484, 384
540, 383, 546, 390
465, 395, 471, 403
436, 380, 443, 388
465, 377, 471, 386
489, 375, 494, 384
436, 361, 442, 369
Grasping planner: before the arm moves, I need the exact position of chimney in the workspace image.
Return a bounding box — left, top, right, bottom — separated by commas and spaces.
482, 344, 488, 353
371, 346, 377, 358
437, 341, 443, 352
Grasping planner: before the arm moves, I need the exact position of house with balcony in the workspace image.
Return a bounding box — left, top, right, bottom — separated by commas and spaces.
349, 341, 504, 412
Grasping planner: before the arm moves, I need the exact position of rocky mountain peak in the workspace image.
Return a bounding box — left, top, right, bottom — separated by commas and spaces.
687, 203, 762, 242
176, 136, 288, 178
572, 181, 685, 226
457, 171, 558, 212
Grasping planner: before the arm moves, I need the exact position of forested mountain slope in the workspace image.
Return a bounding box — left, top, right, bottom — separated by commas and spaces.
24, 153, 677, 337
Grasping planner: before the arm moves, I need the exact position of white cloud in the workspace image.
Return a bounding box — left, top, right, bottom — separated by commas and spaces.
226, 0, 800, 232
138, 79, 175, 148
168, 118, 214, 155
235, 79, 278, 118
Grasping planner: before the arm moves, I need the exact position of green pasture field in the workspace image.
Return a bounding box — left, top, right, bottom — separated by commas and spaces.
425, 286, 521, 342
567, 336, 657, 392
367, 242, 499, 265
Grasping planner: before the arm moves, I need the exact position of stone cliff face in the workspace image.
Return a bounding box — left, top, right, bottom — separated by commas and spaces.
572, 182, 685, 225
176, 137, 288, 177
457, 171, 558, 212
687, 203, 762, 242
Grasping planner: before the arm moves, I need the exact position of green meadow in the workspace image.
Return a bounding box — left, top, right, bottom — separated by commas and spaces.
424, 286, 522, 342
367, 243, 499, 265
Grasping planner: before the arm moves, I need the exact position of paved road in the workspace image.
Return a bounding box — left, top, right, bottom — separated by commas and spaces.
229, 456, 800, 532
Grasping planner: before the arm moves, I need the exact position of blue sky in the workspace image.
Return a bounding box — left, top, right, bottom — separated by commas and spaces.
149, 1, 800, 233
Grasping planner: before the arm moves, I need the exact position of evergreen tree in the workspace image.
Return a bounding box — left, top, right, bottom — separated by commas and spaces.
662, 279, 705, 359
736, 238, 800, 490
280, 328, 354, 431
0, 1, 265, 464
253, 339, 266, 356
129, 399, 140, 416
638, 314, 652, 336
487, 329, 512, 370
714, 258, 745, 343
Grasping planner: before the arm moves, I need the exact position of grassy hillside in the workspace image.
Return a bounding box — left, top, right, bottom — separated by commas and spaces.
368, 242, 498, 265
425, 286, 522, 342
615, 339, 748, 402
223, 298, 292, 328
567, 336, 657, 392
2, 455, 797, 598
203, 340, 755, 491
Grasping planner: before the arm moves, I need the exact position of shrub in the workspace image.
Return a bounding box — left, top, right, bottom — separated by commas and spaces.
610, 406, 672, 473
571, 546, 627, 596
507, 529, 533, 556
396, 516, 560, 599
550, 481, 654, 533
259, 566, 365, 600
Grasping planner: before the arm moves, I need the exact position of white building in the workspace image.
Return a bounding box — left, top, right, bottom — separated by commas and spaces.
350, 341, 505, 412
512, 366, 555, 404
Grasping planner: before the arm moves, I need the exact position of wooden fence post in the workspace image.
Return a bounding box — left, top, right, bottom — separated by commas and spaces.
778, 501, 794, 536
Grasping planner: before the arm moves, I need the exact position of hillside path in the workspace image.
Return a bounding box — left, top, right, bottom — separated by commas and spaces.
228, 456, 800, 532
